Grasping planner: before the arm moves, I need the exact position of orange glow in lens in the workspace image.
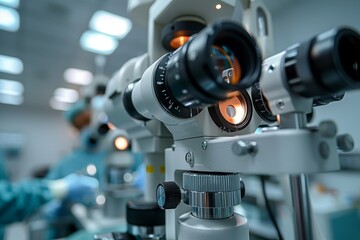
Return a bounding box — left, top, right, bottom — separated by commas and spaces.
108, 122, 116, 130
218, 96, 247, 124
170, 36, 190, 49
114, 136, 129, 151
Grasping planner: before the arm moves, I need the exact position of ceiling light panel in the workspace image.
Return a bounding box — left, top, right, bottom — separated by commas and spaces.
64, 68, 93, 85
89, 10, 132, 39
0, 0, 19, 8
0, 5, 20, 32
0, 79, 23, 96
0, 54, 23, 75
0, 94, 23, 105
80, 30, 118, 55
53, 88, 79, 103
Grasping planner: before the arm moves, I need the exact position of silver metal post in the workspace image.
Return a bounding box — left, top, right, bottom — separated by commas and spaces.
289, 174, 313, 240
281, 113, 314, 240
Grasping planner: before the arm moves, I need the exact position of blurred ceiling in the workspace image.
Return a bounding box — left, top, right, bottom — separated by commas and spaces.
0, 0, 148, 109
0, 0, 298, 111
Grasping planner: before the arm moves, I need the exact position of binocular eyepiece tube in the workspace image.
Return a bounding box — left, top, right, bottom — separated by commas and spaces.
285, 27, 360, 97
253, 27, 360, 121
123, 20, 262, 120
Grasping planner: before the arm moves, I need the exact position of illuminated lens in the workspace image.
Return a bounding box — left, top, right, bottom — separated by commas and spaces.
211, 45, 242, 85
86, 164, 97, 176
114, 136, 129, 151
96, 195, 106, 205
218, 95, 247, 125
170, 36, 190, 50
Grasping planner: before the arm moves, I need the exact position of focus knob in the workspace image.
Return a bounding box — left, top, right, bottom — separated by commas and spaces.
156, 181, 181, 209
251, 82, 276, 122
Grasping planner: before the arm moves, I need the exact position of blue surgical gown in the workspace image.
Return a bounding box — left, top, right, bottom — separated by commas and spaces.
0, 180, 53, 224
0, 151, 53, 240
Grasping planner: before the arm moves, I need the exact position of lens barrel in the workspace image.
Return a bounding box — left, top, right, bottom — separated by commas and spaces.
313, 92, 345, 107
286, 28, 360, 97
165, 20, 262, 108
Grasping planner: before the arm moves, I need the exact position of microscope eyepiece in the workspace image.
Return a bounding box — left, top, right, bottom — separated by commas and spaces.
286, 27, 360, 97
253, 27, 360, 120
165, 20, 262, 108
122, 20, 261, 121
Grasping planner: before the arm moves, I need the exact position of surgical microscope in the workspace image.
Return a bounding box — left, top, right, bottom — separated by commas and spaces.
97, 0, 360, 239
99, 0, 245, 239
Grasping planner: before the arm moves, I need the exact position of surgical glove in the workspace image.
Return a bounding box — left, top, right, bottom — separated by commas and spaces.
42, 199, 64, 220
48, 174, 99, 207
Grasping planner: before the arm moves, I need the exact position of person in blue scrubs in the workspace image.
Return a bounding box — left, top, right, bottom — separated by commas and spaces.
46, 99, 108, 184
0, 150, 99, 240
41, 99, 110, 239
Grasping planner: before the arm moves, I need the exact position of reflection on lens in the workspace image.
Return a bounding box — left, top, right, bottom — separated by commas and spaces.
170, 36, 191, 49
114, 136, 129, 151
209, 90, 252, 132
218, 95, 247, 124
211, 45, 242, 85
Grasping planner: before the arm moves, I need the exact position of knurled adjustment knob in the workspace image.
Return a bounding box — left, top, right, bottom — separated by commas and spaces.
251, 82, 276, 122
156, 181, 181, 209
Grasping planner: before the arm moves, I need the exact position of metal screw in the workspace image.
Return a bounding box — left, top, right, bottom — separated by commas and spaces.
268, 64, 276, 73
248, 141, 258, 155
171, 144, 176, 151
185, 151, 194, 167
201, 141, 208, 150
319, 141, 330, 159
232, 141, 258, 156
276, 99, 285, 109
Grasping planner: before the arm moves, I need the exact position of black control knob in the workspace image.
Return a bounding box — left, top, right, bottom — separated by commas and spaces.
337, 134, 354, 152
156, 181, 181, 209
126, 201, 165, 227
240, 179, 246, 199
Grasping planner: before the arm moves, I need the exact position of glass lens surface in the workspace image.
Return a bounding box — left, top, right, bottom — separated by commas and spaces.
211, 45, 242, 85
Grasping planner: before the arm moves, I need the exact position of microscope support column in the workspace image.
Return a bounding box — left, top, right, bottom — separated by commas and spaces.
281, 113, 314, 240
289, 174, 313, 240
